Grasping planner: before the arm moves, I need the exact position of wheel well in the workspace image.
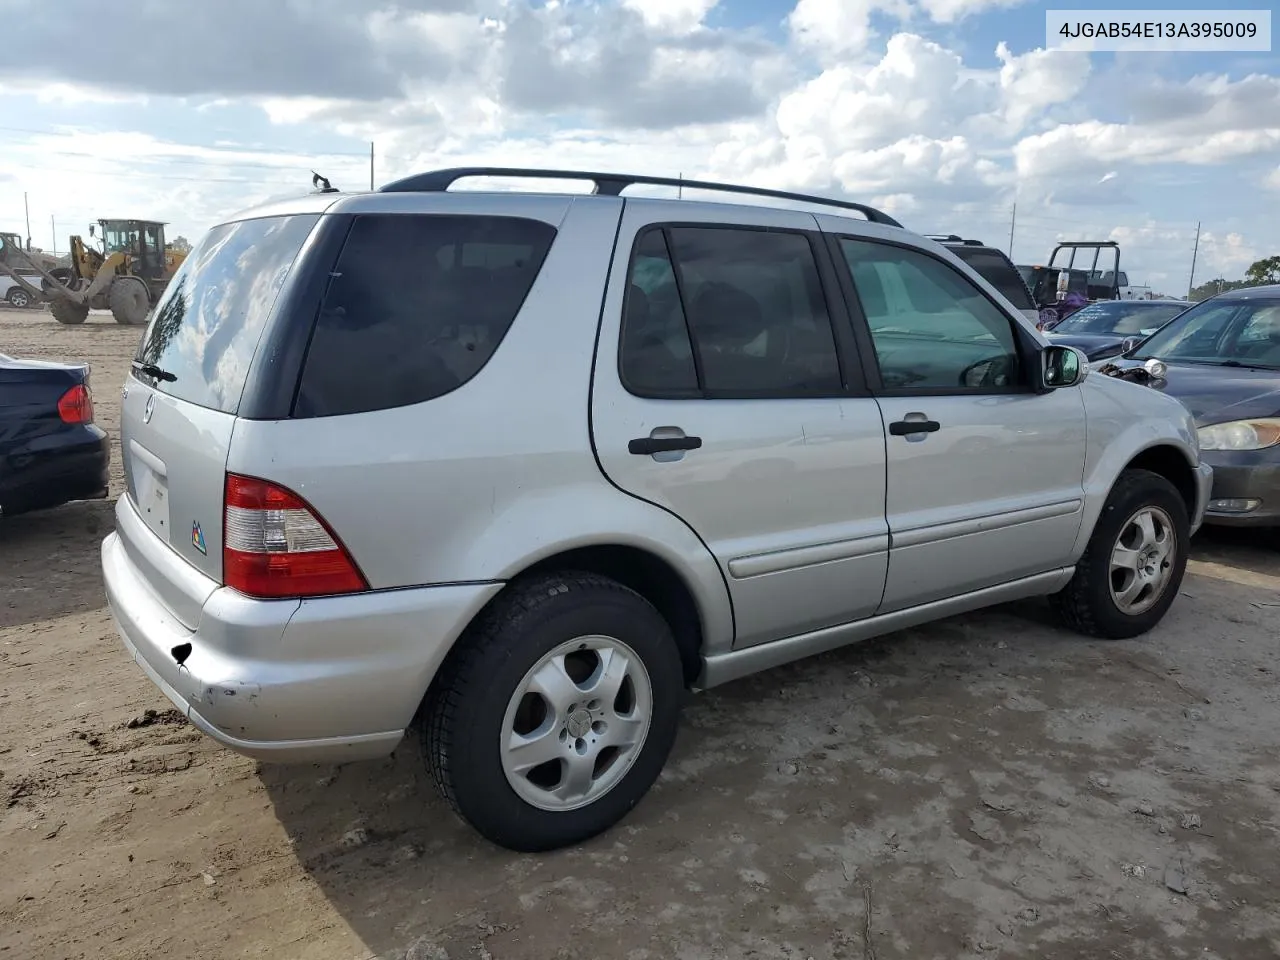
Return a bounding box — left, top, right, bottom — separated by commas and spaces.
1124, 445, 1197, 518
522, 545, 705, 687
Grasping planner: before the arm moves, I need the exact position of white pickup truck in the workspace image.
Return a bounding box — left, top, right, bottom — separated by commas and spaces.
1092, 270, 1151, 300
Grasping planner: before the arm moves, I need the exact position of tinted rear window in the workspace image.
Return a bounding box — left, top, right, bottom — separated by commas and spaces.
948, 247, 1035, 310
135, 214, 320, 414
294, 214, 556, 418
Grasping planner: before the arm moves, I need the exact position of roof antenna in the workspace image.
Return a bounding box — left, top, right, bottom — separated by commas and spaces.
311, 171, 337, 193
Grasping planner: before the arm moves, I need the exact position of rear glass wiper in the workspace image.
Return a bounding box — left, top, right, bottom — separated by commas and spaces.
132, 360, 177, 382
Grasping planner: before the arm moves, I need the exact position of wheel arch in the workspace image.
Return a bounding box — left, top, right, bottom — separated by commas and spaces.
1122, 444, 1198, 520
1071, 437, 1201, 561
413, 539, 725, 740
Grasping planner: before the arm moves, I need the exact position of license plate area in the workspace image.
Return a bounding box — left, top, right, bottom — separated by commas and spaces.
128, 439, 171, 540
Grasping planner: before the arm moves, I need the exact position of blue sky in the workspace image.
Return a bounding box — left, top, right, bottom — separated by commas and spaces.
0, 0, 1275, 292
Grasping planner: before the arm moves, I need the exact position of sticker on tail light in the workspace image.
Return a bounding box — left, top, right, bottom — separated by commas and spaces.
222, 474, 367, 599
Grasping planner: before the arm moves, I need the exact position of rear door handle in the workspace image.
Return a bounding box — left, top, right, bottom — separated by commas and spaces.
628, 435, 703, 455
888, 419, 940, 436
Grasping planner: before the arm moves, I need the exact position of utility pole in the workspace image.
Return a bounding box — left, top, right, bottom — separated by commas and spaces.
50, 215, 56, 256
23, 192, 31, 250
369, 142, 375, 190
1187, 221, 1201, 300
1008, 202, 1016, 257
678, 172, 683, 200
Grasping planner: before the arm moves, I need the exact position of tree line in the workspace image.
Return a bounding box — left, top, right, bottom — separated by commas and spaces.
1190, 255, 1280, 301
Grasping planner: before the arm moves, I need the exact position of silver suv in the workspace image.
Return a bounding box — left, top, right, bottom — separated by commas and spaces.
101, 167, 1211, 852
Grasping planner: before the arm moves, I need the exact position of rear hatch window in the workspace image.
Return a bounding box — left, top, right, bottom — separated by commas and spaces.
120, 214, 319, 609
293, 213, 556, 418
134, 214, 321, 413
948, 247, 1036, 312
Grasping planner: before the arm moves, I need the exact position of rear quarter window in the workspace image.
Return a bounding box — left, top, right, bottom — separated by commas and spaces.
135, 214, 320, 414
948, 247, 1035, 311
293, 214, 556, 418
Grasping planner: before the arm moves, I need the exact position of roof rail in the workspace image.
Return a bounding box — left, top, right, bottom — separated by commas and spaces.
377, 166, 903, 228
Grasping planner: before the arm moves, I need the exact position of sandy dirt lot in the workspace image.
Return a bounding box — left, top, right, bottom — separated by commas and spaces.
3, 306, 1280, 960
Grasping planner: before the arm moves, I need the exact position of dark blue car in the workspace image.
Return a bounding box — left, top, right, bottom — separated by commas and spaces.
0, 353, 110, 518
1045, 299, 1191, 363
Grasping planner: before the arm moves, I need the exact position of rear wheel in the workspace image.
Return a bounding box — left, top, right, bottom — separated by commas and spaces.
1052, 468, 1189, 638
422, 572, 684, 852
109, 277, 150, 325
49, 299, 89, 325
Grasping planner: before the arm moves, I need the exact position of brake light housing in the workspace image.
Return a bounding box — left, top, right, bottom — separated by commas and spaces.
57, 383, 94, 424
222, 474, 368, 599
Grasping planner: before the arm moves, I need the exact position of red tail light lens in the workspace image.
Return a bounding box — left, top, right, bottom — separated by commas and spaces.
222, 473, 367, 599
57, 383, 94, 424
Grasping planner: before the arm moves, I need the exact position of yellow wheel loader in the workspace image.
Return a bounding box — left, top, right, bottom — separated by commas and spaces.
0, 220, 187, 325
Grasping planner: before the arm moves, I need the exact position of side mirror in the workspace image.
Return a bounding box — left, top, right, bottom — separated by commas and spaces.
89, 225, 95, 237
1042, 344, 1086, 389
1121, 336, 1141, 354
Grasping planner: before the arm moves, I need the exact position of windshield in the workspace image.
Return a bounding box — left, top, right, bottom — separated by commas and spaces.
1133, 298, 1280, 369
948, 247, 1035, 310
1052, 301, 1188, 337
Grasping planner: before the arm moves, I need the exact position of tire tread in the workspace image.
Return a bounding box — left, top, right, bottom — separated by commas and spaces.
423, 571, 651, 831
1051, 468, 1187, 639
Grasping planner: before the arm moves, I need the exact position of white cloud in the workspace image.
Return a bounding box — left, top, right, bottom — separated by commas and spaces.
621, 0, 720, 34
787, 0, 909, 59
995, 41, 1091, 133
917, 0, 1030, 22
0, 0, 1275, 291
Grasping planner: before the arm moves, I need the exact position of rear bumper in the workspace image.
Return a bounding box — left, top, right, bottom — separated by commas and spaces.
0, 425, 109, 517
1200, 455, 1280, 528
101, 529, 503, 763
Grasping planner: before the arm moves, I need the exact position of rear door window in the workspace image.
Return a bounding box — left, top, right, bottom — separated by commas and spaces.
294, 214, 556, 418
135, 214, 320, 414
619, 226, 844, 397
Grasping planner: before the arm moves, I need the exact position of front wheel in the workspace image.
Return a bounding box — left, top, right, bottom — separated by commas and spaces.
7, 288, 33, 308
422, 572, 684, 852
1052, 468, 1189, 639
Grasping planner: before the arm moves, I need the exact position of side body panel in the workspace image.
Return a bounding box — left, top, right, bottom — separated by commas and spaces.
223, 193, 738, 654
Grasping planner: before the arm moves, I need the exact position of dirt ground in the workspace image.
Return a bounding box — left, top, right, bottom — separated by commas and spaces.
3, 305, 1280, 960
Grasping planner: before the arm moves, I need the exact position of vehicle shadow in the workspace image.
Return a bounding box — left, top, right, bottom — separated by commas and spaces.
0, 498, 115, 629
1191, 525, 1280, 579
255, 602, 1125, 960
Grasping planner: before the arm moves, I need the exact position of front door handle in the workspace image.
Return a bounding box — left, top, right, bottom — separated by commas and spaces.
888, 418, 941, 436
629, 435, 703, 455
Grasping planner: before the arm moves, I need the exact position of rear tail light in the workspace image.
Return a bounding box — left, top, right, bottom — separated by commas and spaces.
222, 473, 368, 599
57, 383, 94, 424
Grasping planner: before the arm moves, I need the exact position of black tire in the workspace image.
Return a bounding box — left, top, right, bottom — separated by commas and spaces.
422, 571, 684, 852
49, 299, 89, 325
1052, 468, 1189, 639
109, 278, 150, 325
7, 288, 32, 308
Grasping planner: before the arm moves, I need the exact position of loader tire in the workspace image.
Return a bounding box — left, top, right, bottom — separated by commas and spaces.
49, 299, 89, 325
109, 278, 150, 325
